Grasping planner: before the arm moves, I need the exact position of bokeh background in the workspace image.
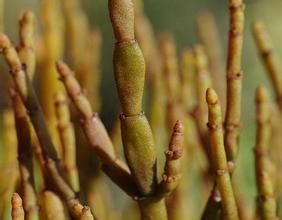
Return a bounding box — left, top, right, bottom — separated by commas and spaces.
1, 0, 282, 217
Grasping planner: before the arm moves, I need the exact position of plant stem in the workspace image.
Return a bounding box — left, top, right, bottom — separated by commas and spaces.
108, 1, 176, 219
18, 11, 36, 80
224, 0, 245, 167
109, 0, 158, 197
11, 91, 39, 220
0, 33, 94, 219
158, 120, 184, 195
39, 0, 65, 151
159, 33, 180, 102
194, 45, 212, 161
55, 93, 80, 193
41, 191, 66, 220
206, 88, 239, 220
11, 193, 25, 220
56, 61, 138, 197
196, 10, 226, 109
252, 22, 282, 109
138, 198, 167, 220
255, 86, 277, 220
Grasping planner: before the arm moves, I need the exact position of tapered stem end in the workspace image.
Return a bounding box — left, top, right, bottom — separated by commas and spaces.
11, 193, 23, 208
11, 193, 25, 220
206, 88, 218, 105
229, 0, 243, 6
56, 60, 70, 77
173, 120, 184, 134
0, 32, 11, 50
252, 21, 264, 34
255, 86, 268, 103
19, 10, 34, 25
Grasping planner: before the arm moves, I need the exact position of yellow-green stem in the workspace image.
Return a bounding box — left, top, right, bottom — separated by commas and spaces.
138, 198, 167, 220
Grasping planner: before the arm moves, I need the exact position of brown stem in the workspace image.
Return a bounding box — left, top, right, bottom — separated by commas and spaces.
224, 0, 245, 165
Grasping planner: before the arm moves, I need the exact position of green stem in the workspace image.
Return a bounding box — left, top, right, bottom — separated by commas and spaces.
138, 198, 167, 220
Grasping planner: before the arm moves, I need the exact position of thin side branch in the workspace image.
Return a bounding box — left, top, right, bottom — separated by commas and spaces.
158, 120, 184, 196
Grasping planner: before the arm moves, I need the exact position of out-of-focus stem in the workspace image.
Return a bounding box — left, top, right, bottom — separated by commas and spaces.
62, 0, 102, 111
11, 91, 39, 220
138, 198, 167, 220
39, 0, 65, 152
196, 10, 225, 109
194, 45, 212, 160
180, 48, 196, 110
252, 22, 282, 109
252, 22, 282, 219
254, 86, 277, 220
40, 191, 66, 220
206, 88, 239, 220
77, 29, 102, 111
55, 93, 80, 193
0, 0, 4, 32
2, 110, 17, 164
62, 0, 88, 69
159, 33, 180, 102
18, 11, 36, 80
1, 110, 18, 219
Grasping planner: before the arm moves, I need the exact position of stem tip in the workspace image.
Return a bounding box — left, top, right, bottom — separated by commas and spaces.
206, 88, 218, 105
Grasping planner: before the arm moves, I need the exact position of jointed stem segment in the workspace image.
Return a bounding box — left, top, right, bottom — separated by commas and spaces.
56, 61, 138, 197
206, 88, 239, 220
108, 0, 183, 219
255, 86, 277, 220
224, 0, 245, 165
55, 93, 80, 192
109, 0, 158, 198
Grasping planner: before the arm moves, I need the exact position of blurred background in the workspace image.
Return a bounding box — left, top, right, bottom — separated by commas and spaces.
1, 0, 282, 218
